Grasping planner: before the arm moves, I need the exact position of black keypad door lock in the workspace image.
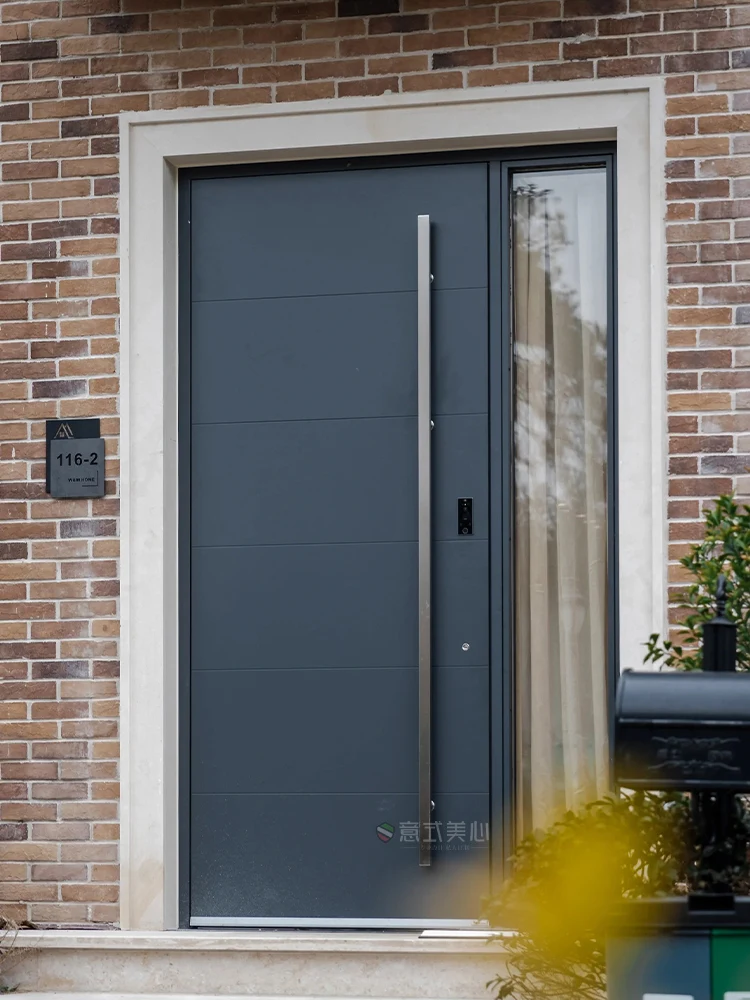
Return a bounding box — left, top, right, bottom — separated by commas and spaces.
457, 498, 473, 536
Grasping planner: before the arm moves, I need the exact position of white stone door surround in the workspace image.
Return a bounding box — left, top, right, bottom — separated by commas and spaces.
120, 78, 667, 933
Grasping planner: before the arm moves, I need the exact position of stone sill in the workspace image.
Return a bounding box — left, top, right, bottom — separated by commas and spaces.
17, 996, 484, 1000
9, 929, 511, 998
14, 928, 512, 956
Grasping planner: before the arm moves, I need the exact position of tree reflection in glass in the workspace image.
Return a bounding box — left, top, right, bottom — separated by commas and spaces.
512, 169, 610, 835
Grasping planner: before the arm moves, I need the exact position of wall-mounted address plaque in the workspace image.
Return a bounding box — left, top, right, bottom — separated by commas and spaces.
46, 419, 105, 499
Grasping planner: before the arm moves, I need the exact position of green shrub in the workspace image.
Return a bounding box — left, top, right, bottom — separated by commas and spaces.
487, 494, 750, 1000
645, 494, 750, 671
485, 792, 692, 1000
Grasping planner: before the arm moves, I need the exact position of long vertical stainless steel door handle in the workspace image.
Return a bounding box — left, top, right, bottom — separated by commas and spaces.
417, 215, 432, 869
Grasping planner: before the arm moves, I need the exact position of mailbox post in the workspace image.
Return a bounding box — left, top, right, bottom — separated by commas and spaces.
702, 575, 737, 675
608, 577, 750, 1000
696, 574, 740, 896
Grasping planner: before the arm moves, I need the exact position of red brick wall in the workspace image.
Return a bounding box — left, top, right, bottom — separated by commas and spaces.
0, 0, 747, 927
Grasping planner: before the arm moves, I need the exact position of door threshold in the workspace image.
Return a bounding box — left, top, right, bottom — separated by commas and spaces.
190, 917, 485, 930
419, 928, 513, 939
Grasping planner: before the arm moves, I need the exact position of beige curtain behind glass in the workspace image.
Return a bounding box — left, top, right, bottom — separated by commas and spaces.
513, 171, 609, 835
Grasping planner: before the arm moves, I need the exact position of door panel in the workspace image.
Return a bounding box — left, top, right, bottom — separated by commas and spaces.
191, 414, 488, 548
191, 287, 487, 425
191, 665, 489, 794
188, 161, 490, 924
432, 415, 488, 540
191, 539, 488, 674
191, 791, 490, 921
193, 415, 421, 547
190, 164, 488, 301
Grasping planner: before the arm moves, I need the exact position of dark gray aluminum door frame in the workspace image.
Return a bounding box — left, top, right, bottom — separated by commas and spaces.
177, 145, 617, 928
184, 162, 491, 928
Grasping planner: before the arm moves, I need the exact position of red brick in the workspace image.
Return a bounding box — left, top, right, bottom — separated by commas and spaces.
563, 37, 627, 59
0, 0, 745, 933
598, 13, 660, 34
668, 349, 732, 369
367, 54, 426, 75
304, 58, 364, 79
598, 56, 662, 77
31, 863, 87, 881
432, 48, 493, 69
533, 18, 595, 39
369, 13, 428, 34
533, 62, 593, 82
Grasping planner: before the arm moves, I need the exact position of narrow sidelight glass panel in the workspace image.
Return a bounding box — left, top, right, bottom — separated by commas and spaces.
512, 167, 610, 835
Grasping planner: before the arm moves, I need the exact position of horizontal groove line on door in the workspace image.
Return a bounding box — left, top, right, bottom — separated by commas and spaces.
191, 411, 488, 428
191, 285, 488, 306
191, 792, 491, 798
191, 664, 491, 672
191, 537, 489, 550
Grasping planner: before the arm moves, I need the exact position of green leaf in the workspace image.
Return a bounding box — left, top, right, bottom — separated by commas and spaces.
484, 495, 750, 1000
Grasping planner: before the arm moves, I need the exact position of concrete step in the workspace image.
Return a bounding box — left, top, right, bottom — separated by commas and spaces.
7, 930, 509, 999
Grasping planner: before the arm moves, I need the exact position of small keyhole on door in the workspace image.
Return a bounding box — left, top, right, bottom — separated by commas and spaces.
458, 498, 473, 536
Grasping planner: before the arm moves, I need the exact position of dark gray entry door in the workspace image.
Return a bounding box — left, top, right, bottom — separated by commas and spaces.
186, 162, 491, 926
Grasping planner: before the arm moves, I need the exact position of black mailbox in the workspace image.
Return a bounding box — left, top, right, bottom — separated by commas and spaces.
615, 670, 750, 792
